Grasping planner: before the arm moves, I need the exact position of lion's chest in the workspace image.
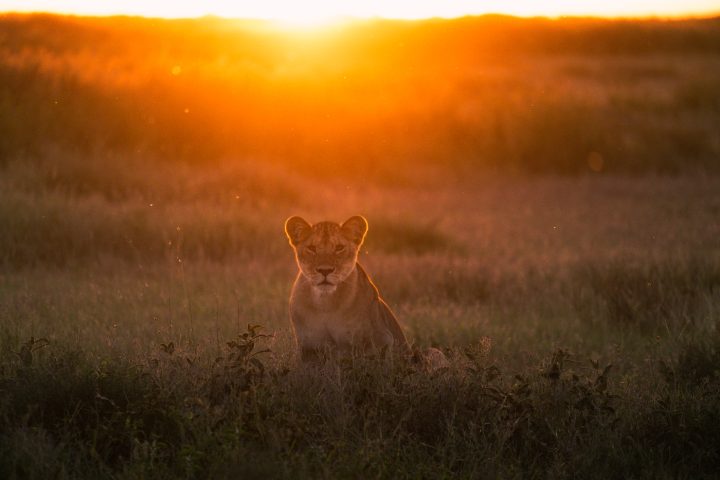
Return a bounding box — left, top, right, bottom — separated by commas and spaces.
292, 308, 368, 350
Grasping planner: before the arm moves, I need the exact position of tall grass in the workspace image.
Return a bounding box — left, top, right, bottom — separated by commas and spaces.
1, 326, 719, 478
1, 161, 719, 477
1, 12, 720, 478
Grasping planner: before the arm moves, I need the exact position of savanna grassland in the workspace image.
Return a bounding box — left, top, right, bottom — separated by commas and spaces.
1, 13, 720, 479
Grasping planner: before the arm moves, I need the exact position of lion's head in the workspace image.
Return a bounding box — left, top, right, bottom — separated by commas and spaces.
285, 216, 368, 293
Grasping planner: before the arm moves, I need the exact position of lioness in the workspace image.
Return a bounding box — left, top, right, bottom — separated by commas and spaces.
284, 215, 409, 361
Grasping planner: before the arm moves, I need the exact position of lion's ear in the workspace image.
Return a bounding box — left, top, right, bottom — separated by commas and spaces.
341, 215, 368, 245
285, 216, 312, 246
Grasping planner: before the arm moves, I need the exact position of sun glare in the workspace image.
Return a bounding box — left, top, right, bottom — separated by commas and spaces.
266, 11, 346, 29
3, 0, 720, 22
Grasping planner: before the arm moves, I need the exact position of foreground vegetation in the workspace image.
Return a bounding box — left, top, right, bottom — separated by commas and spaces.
2, 326, 719, 479
1, 12, 720, 479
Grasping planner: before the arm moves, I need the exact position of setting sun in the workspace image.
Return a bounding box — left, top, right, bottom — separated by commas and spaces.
3, 0, 720, 20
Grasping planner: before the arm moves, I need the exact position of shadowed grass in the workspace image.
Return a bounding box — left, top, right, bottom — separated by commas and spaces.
572, 259, 720, 332
1, 331, 719, 479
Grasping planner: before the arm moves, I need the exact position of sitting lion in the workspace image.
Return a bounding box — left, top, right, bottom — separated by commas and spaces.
284, 215, 410, 362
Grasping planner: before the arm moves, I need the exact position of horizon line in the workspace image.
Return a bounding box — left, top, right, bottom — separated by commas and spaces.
2, 9, 720, 22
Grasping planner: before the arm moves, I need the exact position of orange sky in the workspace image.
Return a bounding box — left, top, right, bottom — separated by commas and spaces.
3, 0, 719, 23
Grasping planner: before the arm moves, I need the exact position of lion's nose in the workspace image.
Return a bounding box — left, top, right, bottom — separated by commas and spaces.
316, 267, 335, 276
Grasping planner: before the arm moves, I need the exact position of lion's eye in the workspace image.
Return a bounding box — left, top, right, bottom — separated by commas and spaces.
306, 246, 317, 255
334, 244, 345, 253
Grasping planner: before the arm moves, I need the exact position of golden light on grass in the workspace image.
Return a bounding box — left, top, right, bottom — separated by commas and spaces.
5, 0, 720, 20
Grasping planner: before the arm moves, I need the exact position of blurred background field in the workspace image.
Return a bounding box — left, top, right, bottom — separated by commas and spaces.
1, 14, 720, 175
1, 13, 720, 478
